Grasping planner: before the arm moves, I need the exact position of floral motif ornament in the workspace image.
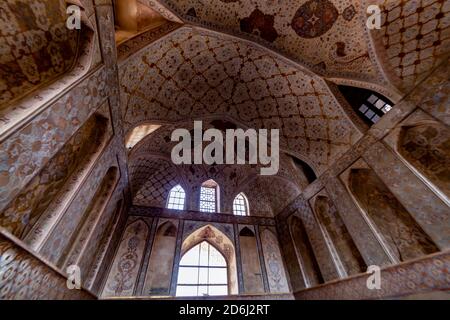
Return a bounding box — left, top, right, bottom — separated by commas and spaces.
291, 0, 339, 39
107, 228, 141, 294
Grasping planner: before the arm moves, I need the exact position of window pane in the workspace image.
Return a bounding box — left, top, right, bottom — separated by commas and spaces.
209, 245, 226, 266
197, 286, 209, 296
208, 285, 228, 296
365, 109, 375, 119
199, 242, 209, 266
359, 104, 368, 113
367, 94, 378, 104
177, 267, 198, 284
180, 245, 199, 266
375, 99, 385, 109
176, 285, 197, 297
382, 104, 392, 113
372, 114, 381, 123
167, 185, 185, 210
198, 267, 208, 284
176, 241, 228, 297
208, 268, 227, 284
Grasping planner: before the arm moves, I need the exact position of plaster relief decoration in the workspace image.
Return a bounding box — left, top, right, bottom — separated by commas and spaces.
102, 218, 150, 297
119, 26, 362, 174
260, 228, 290, 293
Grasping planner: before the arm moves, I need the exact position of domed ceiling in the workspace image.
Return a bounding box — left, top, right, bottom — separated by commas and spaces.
127, 119, 306, 215
119, 26, 363, 174
118, 0, 450, 212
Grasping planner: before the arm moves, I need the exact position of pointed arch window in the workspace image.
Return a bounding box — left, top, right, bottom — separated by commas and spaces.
337, 85, 394, 125
166, 185, 186, 210
199, 180, 220, 213
233, 193, 249, 216
176, 241, 228, 297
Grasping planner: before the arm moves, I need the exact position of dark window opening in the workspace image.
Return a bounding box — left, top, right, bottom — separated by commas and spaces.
338, 85, 394, 126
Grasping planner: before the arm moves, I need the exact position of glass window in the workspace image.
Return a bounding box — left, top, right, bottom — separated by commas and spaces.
176, 241, 228, 297
233, 193, 249, 216
199, 180, 219, 213
167, 185, 186, 210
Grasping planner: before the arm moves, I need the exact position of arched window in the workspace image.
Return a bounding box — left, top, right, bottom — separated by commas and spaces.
166, 185, 186, 210
176, 241, 228, 297
233, 193, 249, 216
338, 85, 394, 125
199, 179, 220, 213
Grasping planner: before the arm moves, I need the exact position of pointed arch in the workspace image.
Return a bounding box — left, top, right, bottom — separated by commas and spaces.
179, 224, 238, 295
199, 179, 220, 213
166, 184, 186, 210
143, 220, 178, 295
233, 193, 250, 216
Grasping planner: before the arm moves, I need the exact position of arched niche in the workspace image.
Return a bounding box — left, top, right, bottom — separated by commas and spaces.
0, 111, 109, 239
289, 215, 324, 287
180, 225, 238, 295
102, 218, 150, 297
143, 220, 178, 296
59, 166, 120, 268
348, 168, 438, 262
259, 228, 290, 293
0, 0, 96, 129
398, 123, 450, 199
125, 123, 162, 150
239, 226, 264, 294
313, 195, 366, 276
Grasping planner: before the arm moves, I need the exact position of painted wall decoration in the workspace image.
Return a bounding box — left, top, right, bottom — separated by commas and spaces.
0, 233, 94, 300
260, 228, 290, 293
239, 226, 265, 294
156, 0, 389, 88
143, 220, 178, 295
349, 168, 438, 262
0, 0, 79, 109
312, 194, 366, 276
371, 0, 450, 92
398, 123, 450, 198
102, 219, 150, 297
291, 0, 339, 39
0, 112, 109, 238
289, 215, 324, 287
119, 26, 362, 174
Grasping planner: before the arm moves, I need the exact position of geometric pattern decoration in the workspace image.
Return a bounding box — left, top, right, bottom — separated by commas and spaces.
157, 0, 387, 86
376, 0, 450, 91
120, 26, 362, 173
0, 0, 80, 110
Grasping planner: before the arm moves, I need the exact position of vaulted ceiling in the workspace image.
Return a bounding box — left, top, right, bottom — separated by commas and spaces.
117, 0, 450, 211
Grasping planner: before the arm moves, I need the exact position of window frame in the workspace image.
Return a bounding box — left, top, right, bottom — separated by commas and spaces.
166, 184, 186, 210
233, 193, 249, 216
199, 180, 220, 213
176, 241, 228, 297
